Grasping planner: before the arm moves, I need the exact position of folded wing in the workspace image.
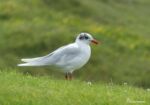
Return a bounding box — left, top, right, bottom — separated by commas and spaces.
18, 43, 79, 67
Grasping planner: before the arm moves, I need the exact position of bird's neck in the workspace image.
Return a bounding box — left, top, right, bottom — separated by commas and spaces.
75, 41, 91, 52
76, 40, 89, 46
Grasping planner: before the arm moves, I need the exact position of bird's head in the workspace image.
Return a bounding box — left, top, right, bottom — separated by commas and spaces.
76, 33, 99, 45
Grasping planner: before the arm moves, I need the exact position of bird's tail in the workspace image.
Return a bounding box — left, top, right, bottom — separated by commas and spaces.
17, 62, 44, 66
18, 57, 46, 66
18, 63, 31, 66
18, 53, 54, 67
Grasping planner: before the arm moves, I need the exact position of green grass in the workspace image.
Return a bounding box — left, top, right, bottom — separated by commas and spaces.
0, 70, 149, 105
0, 0, 150, 88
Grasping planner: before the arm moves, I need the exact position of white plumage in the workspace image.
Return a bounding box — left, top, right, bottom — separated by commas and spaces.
18, 33, 98, 79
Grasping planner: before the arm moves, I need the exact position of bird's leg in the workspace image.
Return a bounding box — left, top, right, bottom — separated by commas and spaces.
65, 72, 73, 80
65, 72, 69, 80
68, 72, 73, 80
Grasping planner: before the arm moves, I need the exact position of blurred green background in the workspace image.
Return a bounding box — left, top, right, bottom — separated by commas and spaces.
0, 0, 150, 88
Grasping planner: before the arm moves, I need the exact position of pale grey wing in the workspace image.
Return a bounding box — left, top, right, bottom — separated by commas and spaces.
49, 44, 80, 65
18, 43, 80, 66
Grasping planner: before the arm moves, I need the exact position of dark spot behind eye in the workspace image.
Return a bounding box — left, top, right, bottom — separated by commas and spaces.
79, 34, 89, 40
79, 36, 84, 40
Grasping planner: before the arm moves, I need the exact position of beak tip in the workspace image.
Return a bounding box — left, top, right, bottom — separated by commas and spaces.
91, 39, 99, 45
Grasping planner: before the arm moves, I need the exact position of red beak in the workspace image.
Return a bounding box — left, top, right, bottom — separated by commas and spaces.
91, 39, 99, 45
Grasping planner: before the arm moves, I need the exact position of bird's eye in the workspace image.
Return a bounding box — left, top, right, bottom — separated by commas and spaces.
84, 36, 89, 39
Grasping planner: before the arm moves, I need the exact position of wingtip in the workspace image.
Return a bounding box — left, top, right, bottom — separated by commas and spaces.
21, 59, 27, 62
17, 64, 23, 66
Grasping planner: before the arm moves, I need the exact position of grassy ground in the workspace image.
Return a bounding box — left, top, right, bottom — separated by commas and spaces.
0, 70, 149, 105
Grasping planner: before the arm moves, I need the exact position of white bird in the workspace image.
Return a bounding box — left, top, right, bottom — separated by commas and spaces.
18, 33, 99, 80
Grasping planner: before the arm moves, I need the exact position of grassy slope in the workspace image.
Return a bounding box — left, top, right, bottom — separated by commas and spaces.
0, 0, 150, 87
0, 70, 149, 105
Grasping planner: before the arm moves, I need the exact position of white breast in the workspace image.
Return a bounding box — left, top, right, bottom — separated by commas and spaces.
61, 44, 91, 73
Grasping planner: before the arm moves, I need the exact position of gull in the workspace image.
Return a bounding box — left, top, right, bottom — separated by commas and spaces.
18, 33, 99, 80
